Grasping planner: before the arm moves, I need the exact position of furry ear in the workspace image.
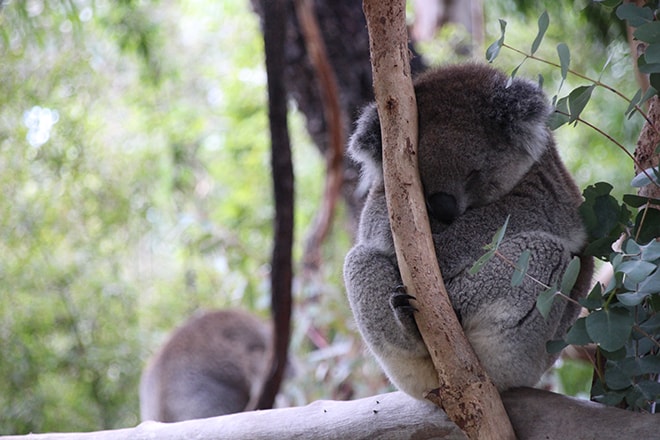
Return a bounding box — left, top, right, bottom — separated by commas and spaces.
491, 77, 552, 161
348, 103, 384, 186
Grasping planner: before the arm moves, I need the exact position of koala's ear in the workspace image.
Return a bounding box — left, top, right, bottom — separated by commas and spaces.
492, 77, 552, 161
348, 103, 383, 184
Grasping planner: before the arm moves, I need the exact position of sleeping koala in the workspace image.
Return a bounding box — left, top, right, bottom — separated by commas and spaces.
139, 309, 271, 422
343, 63, 594, 399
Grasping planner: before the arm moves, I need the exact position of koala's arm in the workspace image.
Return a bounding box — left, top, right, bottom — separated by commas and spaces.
344, 187, 439, 399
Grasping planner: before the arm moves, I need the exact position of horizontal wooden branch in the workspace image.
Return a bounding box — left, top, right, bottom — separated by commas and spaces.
4, 389, 658, 440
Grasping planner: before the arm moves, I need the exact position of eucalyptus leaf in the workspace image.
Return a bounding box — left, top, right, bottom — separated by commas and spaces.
469, 249, 495, 275
616, 3, 654, 27
548, 96, 570, 130
546, 339, 568, 354
631, 166, 660, 187
617, 260, 656, 283
634, 21, 660, 44
560, 256, 581, 294
622, 194, 660, 208
531, 11, 549, 55
638, 268, 660, 295
585, 308, 634, 352
616, 291, 649, 307
536, 284, 557, 319
557, 43, 570, 80
624, 88, 642, 118
604, 361, 633, 390
644, 43, 660, 64
564, 317, 591, 345
486, 19, 507, 62
568, 84, 595, 123
640, 239, 660, 261
511, 249, 530, 287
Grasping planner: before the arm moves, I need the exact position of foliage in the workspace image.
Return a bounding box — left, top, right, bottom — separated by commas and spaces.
486, 4, 660, 412
0, 0, 354, 433
0, 0, 652, 435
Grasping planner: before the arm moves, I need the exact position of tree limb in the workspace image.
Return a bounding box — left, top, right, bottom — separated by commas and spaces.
361, 1, 514, 438
4, 389, 659, 440
257, 0, 294, 410
295, 0, 346, 274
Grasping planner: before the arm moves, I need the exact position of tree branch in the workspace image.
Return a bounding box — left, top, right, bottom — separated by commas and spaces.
5, 389, 659, 440
361, 1, 514, 438
257, 0, 294, 410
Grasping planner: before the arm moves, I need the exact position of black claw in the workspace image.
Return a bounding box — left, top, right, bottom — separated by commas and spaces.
390, 288, 418, 313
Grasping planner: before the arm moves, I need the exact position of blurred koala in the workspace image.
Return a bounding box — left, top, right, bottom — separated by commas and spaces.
139, 309, 272, 422
344, 63, 594, 399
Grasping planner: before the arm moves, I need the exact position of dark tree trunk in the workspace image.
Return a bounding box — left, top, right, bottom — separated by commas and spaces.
257, 0, 294, 410
253, 0, 426, 233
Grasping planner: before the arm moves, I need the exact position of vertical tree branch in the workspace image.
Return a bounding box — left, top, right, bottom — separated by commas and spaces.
295, 0, 345, 274
362, 1, 515, 438
257, 0, 294, 410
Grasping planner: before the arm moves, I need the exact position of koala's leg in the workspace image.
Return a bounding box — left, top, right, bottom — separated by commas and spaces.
344, 244, 439, 399
454, 233, 573, 391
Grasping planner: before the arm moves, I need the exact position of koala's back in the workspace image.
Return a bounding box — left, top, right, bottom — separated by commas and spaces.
139, 309, 271, 422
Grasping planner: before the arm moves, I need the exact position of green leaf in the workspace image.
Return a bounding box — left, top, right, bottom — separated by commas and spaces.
617, 260, 656, 283
490, 215, 509, 249
640, 239, 660, 261
546, 339, 568, 354
633, 208, 660, 244
469, 249, 495, 275
536, 284, 557, 319
650, 72, 660, 91
631, 166, 660, 187
622, 194, 660, 208
560, 256, 581, 294
568, 85, 595, 123
616, 291, 649, 306
531, 11, 549, 55
616, 3, 654, 27
638, 267, 660, 295
604, 360, 634, 390
511, 249, 530, 287
634, 22, 660, 43
585, 308, 634, 352
580, 282, 604, 310
557, 43, 570, 80
624, 88, 642, 118
564, 317, 592, 345
486, 19, 507, 62
644, 43, 660, 64
548, 96, 570, 130
637, 55, 660, 74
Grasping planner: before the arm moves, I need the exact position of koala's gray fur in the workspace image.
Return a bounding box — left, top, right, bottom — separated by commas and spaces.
139, 309, 271, 422
343, 63, 594, 399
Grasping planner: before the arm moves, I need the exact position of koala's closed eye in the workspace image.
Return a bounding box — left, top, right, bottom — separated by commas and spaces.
426, 192, 459, 224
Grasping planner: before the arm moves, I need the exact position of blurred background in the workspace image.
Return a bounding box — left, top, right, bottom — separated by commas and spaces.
0, 0, 642, 433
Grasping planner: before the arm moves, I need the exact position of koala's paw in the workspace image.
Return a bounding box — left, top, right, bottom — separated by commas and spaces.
390, 286, 419, 334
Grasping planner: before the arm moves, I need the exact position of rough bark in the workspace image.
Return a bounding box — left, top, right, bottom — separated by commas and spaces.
294, 0, 345, 273
4, 389, 659, 440
257, 0, 294, 410
361, 1, 514, 439
633, 96, 660, 201
251, 0, 427, 235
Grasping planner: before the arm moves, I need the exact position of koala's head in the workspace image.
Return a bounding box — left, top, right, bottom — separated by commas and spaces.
349, 63, 552, 224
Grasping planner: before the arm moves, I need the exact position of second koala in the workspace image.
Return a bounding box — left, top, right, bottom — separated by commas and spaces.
344, 63, 593, 399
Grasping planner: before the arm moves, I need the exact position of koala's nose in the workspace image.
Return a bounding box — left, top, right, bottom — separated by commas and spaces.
426, 192, 459, 224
